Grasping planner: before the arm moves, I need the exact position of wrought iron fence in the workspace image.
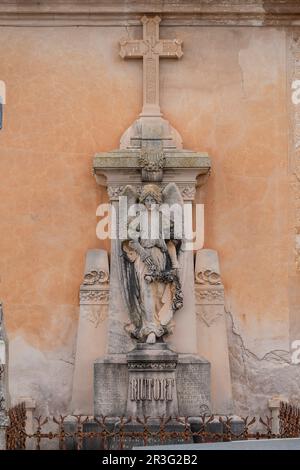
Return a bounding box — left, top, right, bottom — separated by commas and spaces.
5, 401, 300, 450
6, 402, 26, 450
279, 402, 300, 437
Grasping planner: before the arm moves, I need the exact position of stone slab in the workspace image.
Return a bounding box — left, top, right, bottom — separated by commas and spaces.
94, 355, 128, 416
176, 354, 211, 416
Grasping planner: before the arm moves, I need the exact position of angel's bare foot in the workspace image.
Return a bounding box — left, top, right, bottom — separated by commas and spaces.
146, 332, 156, 344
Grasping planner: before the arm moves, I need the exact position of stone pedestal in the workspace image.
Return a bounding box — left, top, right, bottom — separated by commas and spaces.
126, 343, 178, 417
94, 345, 211, 417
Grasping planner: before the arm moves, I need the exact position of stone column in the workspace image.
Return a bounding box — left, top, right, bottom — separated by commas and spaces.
71, 250, 110, 414
195, 250, 233, 415
268, 395, 288, 435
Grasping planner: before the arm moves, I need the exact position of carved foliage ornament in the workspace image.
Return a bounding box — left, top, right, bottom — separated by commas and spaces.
79, 290, 109, 304
138, 150, 166, 172
107, 184, 196, 201
180, 186, 196, 200
195, 269, 221, 285
83, 270, 109, 285
195, 290, 224, 303
82, 308, 108, 328
128, 362, 177, 370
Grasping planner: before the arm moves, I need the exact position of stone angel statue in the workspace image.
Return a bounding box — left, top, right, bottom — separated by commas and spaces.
119, 183, 184, 344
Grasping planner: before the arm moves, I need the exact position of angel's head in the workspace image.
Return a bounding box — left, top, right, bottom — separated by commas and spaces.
139, 184, 162, 210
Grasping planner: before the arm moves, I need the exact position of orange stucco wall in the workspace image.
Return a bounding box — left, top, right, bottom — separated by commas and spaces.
0, 25, 294, 409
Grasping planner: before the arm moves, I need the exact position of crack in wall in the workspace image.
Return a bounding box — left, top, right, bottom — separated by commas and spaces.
226, 308, 290, 364
225, 308, 300, 415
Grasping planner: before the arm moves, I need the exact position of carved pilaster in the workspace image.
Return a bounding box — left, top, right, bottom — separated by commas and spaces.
289, 32, 300, 271
72, 250, 110, 414
194, 249, 233, 414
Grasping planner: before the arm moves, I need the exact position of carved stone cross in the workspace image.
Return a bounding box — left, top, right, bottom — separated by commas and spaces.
120, 15, 183, 117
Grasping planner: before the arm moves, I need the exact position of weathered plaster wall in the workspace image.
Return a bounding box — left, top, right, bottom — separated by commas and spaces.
0, 24, 294, 414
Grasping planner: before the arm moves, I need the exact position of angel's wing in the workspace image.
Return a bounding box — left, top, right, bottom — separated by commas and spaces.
162, 183, 183, 207
162, 183, 184, 243
118, 186, 143, 329
119, 185, 139, 241
121, 185, 138, 207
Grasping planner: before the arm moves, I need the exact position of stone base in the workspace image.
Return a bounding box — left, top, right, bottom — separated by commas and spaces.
126, 343, 178, 417
94, 347, 211, 417
0, 426, 6, 450
94, 354, 128, 416
176, 354, 211, 416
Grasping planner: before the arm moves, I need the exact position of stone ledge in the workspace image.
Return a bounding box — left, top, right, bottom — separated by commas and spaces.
1, 1, 300, 26
93, 150, 211, 171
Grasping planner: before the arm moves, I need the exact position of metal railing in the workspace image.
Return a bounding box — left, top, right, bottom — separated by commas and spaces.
5, 401, 300, 450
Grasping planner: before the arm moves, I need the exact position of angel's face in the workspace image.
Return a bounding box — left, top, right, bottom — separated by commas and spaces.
143, 195, 157, 211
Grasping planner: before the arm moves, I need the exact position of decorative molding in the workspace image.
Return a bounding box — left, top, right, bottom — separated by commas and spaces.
199, 403, 211, 414
195, 289, 224, 303
0, 396, 5, 413
195, 269, 221, 285
196, 308, 223, 327
81, 307, 108, 327
79, 289, 109, 305
108, 185, 143, 201
179, 185, 196, 201
128, 361, 177, 370
83, 270, 109, 285
108, 183, 197, 201
139, 149, 166, 172
107, 186, 125, 201
1, 2, 300, 26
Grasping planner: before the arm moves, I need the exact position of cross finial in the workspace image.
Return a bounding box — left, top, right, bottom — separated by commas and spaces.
120, 15, 183, 117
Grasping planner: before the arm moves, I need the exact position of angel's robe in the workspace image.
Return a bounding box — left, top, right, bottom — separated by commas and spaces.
124, 206, 177, 340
